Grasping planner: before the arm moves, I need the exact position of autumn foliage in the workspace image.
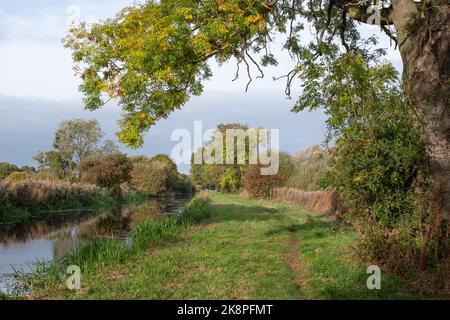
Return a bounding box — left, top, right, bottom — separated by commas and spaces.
79, 153, 133, 197
243, 164, 283, 199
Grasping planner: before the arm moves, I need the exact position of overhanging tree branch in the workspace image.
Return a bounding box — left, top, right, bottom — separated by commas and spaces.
335, 0, 394, 25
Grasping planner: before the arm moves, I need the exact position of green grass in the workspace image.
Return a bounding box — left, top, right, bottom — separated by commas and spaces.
28, 192, 425, 300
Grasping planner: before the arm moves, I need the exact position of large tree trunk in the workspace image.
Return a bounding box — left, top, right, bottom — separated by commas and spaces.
392, 0, 450, 220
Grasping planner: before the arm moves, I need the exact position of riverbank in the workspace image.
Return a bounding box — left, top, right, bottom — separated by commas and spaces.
0, 193, 195, 298
0, 179, 150, 235
20, 192, 430, 300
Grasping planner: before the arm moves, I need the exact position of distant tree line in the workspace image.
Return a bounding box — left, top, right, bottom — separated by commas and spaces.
1, 119, 194, 199
190, 123, 295, 197
0, 163, 36, 181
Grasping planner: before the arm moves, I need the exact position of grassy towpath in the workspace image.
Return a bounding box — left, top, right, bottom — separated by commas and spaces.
32, 192, 423, 300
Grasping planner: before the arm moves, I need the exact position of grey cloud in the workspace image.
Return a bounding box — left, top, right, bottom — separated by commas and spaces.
0, 90, 327, 173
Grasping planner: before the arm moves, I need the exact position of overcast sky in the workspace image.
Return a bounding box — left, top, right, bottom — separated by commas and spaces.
0, 0, 402, 173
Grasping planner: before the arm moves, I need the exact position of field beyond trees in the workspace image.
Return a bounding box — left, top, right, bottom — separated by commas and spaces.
28, 192, 433, 300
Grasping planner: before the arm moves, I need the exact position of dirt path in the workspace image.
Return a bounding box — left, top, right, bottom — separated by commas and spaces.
284, 238, 306, 293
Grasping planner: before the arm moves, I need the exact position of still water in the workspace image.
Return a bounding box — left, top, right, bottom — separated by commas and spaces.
0, 195, 192, 294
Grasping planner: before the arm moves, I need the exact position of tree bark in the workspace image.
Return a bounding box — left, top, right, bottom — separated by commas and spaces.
391, 0, 450, 219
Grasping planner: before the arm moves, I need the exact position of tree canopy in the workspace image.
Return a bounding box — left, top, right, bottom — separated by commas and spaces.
0, 163, 20, 181
65, 0, 427, 148
54, 119, 104, 164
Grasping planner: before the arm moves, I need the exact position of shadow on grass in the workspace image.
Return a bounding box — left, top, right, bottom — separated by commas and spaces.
210, 204, 283, 224
264, 215, 340, 239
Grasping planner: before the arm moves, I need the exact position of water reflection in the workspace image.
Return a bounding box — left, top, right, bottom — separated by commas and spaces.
0, 195, 192, 294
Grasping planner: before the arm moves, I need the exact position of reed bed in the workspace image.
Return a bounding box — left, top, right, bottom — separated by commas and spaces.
0, 179, 115, 232
271, 187, 339, 215
0, 179, 103, 208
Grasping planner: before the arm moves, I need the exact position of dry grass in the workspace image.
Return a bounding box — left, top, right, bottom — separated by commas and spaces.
271, 187, 339, 215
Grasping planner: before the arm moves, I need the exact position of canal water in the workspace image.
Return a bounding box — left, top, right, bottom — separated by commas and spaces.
0, 195, 192, 295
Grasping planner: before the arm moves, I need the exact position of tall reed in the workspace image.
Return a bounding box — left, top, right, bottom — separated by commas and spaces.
271, 187, 339, 215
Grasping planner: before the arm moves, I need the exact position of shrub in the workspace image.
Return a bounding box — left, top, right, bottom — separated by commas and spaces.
328, 104, 428, 270
243, 164, 283, 199
0, 163, 20, 181
5, 171, 28, 182
131, 157, 172, 196
152, 154, 178, 172
326, 96, 426, 231
191, 163, 248, 193
191, 162, 226, 190
131, 155, 194, 196
219, 167, 242, 193
79, 153, 132, 197
182, 194, 213, 223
